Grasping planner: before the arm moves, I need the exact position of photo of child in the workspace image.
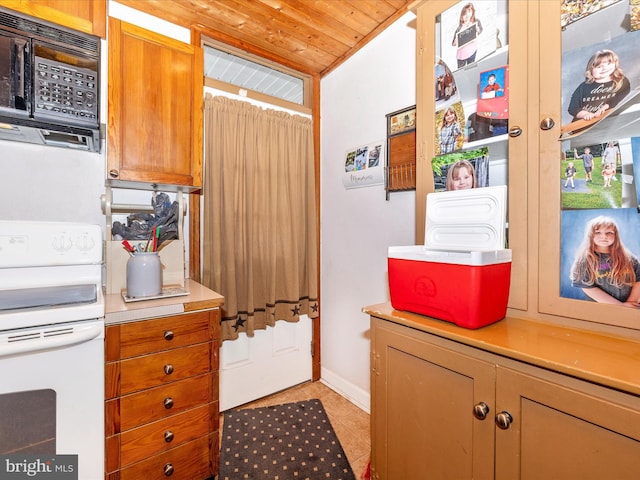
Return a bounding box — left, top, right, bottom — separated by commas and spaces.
436, 104, 465, 155
446, 159, 477, 190
567, 214, 640, 307
431, 146, 489, 192
438, 0, 499, 72
481, 73, 503, 98
567, 49, 630, 123
451, 2, 483, 68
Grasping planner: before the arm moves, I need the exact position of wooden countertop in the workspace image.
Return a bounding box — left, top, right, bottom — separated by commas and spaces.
364, 302, 640, 397
105, 279, 224, 324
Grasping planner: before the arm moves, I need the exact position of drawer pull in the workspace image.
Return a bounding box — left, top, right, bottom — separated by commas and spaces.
495, 411, 513, 430
164, 330, 174, 341
164, 364, 174, 375
164, 430, 174, 443
164, 397, 174, 409
163, 462, 174, 476
472, 402, 490, 420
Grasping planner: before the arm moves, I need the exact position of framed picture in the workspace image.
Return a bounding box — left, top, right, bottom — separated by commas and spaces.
387, 105, 416, 137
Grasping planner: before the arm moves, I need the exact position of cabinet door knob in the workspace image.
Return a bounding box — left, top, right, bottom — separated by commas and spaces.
108, 169, 119, 178
472, 402, 490, 420
495, 411, 513, 429
539, 117, 555, 130
164, 364, 174, 375
164, 330, 174, 341
508, 126, 523, 137
164, 430, 174, 443
163, 462, 174, 476
163, 397, 174, 409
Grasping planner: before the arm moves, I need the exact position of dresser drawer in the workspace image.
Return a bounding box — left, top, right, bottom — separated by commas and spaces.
120, 343, 211, 395
120, 404, 210, 466
119, 435, 211, 480
120, 373, 212, 431
113, 311, 213, 360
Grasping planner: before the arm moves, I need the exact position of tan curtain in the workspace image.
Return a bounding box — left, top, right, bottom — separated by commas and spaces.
202, 94, 318, 341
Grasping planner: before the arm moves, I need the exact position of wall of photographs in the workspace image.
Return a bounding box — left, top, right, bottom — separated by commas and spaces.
433, 1, 509, 195
558, 0, 640, 309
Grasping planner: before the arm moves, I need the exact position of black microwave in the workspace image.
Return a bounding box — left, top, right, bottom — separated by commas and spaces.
0, 7, 101, 151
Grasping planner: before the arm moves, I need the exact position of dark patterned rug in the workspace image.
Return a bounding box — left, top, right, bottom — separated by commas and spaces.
219, 398, 356, 480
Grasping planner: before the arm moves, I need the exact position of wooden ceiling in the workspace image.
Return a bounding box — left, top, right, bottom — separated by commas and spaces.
116, 0, 415, 76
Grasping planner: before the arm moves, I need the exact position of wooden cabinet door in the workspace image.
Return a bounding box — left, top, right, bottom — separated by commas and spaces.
0, 0, 106, 37
495, 366, 640, 480
371, 318, 495, 480
415, 0, 529, 311
108, 17, 203, 188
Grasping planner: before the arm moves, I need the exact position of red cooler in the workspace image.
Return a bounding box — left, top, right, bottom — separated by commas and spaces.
388, 186, 512, 329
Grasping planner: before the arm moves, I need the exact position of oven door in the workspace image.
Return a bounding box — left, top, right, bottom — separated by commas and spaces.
0, 319, 104, 479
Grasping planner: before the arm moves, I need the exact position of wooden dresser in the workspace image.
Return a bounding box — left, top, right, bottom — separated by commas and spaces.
104, 281, 223, 480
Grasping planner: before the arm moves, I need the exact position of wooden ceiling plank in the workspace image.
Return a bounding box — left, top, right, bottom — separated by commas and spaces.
254, 0, 363, 48
217, 0, 346, 61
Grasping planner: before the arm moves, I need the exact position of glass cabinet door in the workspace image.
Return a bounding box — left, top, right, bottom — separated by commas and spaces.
415, 0, 528, 310
539, 1, 640, 331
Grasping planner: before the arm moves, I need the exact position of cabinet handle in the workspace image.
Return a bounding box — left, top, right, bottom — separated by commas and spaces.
164, 364, 174, 375
495, 411, 513, 430
508, 126, 522, 137
164, 430, 174, 443
164, 330, 174, 341
163, 397, 174, 409
163, 462, 174, 476
108, 169, 119, 178
539, 117, 555, 130
472, 402, 490, 420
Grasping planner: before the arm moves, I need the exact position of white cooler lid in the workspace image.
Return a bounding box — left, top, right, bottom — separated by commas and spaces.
424, 185, 507, 251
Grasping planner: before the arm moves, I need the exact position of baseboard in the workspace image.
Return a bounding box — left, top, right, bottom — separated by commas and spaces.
320, 367, 370, 414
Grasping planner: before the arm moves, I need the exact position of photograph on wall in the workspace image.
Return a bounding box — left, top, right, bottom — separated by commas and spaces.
632, 0, 640, 31
476, 65, 509, 119
342, 141, 385, 189
560, 17, 640, 141
561, 141, 623, 209
561, 0, 623, 28
630, 137, 640, 208
435, 58, 460, 109
559, 208, 640, 307
435, 101, 466, 156
432, 146, 489, 191
439, 0, 498, 72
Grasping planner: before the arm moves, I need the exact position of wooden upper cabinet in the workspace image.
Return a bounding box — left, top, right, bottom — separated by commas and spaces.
0, 0, 106, 37
107, 17, 203, 189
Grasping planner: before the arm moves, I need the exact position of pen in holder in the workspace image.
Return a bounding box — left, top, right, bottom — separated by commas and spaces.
126, 252, 162, 298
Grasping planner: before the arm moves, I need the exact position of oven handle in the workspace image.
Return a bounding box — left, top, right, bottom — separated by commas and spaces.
0, 323, 103, 358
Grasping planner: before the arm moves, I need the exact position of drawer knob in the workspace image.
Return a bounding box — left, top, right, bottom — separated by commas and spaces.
108, 169, 119, 178
495, 411, 513, 430
472, 402, 490, 420
163, 462, 174, 476
164, 397, 174, 409
164, 364, 174, 375
164, 430, 174, 443
539, 117, 555, 131
508, 126, 522, 137
164, 330, 174, 341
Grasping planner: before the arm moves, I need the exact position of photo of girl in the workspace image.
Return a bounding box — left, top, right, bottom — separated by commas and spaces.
569, 215, 640, 307
438, 0, 499, 73
437, 105, 464, 155
446, 159, 477, 190
451, 2, 483, 68
567, 49, 630, 123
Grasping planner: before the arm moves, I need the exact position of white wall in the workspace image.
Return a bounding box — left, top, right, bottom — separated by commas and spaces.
320, 12, 417, 411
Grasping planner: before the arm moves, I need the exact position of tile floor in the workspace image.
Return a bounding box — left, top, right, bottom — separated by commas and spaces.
219, 381, 371, 478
